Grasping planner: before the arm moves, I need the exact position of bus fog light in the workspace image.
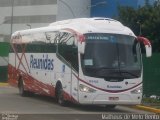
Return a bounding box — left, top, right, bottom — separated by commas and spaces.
131, 87, 142, 94
79, 84, 96, 93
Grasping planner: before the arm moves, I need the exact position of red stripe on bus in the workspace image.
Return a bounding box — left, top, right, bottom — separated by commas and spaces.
8, 65, 78, 103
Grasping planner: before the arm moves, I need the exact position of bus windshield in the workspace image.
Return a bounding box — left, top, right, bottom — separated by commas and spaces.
81, 33, 142, 80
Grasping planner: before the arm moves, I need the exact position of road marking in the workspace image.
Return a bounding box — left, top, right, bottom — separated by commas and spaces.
134, 105, 160, 114
0, 83, 9, 87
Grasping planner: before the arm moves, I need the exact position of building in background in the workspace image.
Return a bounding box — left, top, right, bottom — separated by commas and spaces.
0, 0, 90, 42
0, 0, 90, 82
91, 0, 156, 18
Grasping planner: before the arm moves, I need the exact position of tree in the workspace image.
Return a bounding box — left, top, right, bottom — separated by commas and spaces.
118, 2, 160, 52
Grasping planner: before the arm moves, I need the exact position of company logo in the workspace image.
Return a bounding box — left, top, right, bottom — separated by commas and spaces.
30, 54, 54, 71
107, 85, 122, 89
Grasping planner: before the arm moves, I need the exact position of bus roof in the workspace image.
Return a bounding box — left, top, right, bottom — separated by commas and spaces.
11, 17, 136, 43
49, 17, 135, 37
12, 26, 57, 37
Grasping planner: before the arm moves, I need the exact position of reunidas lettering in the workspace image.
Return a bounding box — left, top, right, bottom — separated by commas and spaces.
30, 54, 54, 70
107, 85, 122, 89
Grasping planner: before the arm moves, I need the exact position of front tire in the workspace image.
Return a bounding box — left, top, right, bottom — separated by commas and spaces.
57, 85, 65, 106
105, 105, 116, 109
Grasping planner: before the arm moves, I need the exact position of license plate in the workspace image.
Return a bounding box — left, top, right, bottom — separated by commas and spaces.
109, 97, 119, 100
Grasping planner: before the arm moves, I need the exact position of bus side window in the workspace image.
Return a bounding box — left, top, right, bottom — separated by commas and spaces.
45, 31, 59, 43
57, 32, 78, 72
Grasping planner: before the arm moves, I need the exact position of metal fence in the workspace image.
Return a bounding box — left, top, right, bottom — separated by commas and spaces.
143, 53, 160, 97
0, 66, 8, 82
0, 42, 9, 82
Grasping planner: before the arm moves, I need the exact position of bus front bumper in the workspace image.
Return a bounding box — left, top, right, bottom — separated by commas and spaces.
79, 93, 142, 105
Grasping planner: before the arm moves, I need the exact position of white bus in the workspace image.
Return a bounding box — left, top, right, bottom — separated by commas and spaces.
8, 18, 152, 107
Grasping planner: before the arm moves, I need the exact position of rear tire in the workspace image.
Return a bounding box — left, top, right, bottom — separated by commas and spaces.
18, 80, 27, 97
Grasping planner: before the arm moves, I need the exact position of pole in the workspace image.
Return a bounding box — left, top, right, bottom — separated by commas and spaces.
59, 0, 76, 18
137, 21, 142, 36
10, 0, 14, 37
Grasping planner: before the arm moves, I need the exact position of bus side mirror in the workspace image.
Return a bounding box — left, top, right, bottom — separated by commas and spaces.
78, 42, 85, 54
78, 35, 85, 54
137, 36, 152, 57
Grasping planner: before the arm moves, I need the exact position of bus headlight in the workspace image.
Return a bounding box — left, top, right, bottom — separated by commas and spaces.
131, 87, 142, 94
79, 84, 96, 93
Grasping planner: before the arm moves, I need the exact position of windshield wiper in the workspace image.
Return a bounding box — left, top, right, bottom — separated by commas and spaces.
120, 70, 139, 78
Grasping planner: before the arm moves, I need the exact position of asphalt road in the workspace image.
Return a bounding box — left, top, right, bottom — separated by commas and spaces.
0, 86, 154, 120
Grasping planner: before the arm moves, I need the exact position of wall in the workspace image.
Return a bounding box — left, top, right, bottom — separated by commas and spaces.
0, 0, 58, 41
0, 0, 91, 82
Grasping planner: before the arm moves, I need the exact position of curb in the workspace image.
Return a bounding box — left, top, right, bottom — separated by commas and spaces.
133, 105, 160, 114
0, 83, 9, 87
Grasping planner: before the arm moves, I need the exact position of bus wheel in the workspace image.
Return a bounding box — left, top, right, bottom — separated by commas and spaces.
105, 105, 116, 109
57, 85, 65, 106
18, 80, 27, 97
